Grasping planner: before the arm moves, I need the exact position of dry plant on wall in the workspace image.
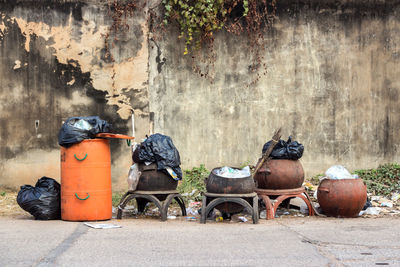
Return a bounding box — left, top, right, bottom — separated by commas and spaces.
160, 0, 277, 82
106, 0, 277, 83
104, 0, 140, 62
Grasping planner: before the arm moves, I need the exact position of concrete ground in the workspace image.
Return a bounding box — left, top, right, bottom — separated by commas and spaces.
1, 216, 399, 266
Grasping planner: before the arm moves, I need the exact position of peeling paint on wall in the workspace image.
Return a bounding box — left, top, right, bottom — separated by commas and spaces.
0, 1, 151, 189
11, 7, 149, 120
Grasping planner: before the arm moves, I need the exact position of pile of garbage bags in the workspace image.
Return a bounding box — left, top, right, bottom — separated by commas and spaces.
17, 177, 61, 220
128, 134, 182, 191
262, 136, 304, 160
58, 116, 111, 147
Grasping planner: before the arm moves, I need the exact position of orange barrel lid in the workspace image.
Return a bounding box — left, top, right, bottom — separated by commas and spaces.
95, 133, 135, 140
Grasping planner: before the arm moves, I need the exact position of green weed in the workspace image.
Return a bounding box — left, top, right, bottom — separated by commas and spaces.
354, 163, 400, 196
178, 164, 208, 202
112, 192, 124, 207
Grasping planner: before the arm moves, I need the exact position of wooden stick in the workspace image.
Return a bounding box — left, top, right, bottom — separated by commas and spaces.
254, 128, 282, 175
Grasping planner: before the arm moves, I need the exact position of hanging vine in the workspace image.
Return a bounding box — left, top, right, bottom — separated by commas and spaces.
106, 0, 277, 82
160, 0, 277, 80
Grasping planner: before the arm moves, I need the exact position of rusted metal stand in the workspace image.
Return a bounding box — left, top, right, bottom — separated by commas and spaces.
200, 192, 259, 224
117, 190, 186, 221
255, 187, 314, 220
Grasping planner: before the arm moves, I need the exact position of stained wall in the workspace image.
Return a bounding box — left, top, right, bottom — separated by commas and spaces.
1, 0, 399, 189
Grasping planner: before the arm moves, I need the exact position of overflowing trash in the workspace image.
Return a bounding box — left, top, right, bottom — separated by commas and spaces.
58, 116, 111, 147
16, 177, 61, 220
186, 201, 201, 216
262, 136, 304, 160
213, 166, 251, 178
136, 133, 182, 180
325, 165, 359, 180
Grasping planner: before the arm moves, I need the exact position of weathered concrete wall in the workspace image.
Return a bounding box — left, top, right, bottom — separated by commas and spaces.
149, 0, 400, 177
0, 0, 151, 190
1, 0, 399, 190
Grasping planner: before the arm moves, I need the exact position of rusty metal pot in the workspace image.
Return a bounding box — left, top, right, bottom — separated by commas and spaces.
317, 178, 367, 218
136, 163, 178, 191
206, 168, 255, 194
205, 167, 255, 214
253, 159, 304, 189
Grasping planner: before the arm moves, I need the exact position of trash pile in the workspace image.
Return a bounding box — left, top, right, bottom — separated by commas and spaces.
359, 194, 400, 216
128, 133, 182, 191
262, 136, 304, 160
17, 177, 61, 220
58, 116, 111, 147
213, 166, 251, 178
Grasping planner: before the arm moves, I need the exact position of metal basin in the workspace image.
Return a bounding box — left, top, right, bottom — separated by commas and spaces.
205, 167, 255, 214
136, 163, 178, 191
206, 167, 255, 194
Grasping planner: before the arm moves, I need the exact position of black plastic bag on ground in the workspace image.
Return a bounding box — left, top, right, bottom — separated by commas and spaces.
262, 136, 304, 160
58, 116, 111, 147
138, 133, 182, 180
17, 177, 61, 220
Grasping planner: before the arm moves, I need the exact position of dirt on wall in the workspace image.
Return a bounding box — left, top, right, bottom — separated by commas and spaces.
148, 0, 400, 175
0, 0, 151, 190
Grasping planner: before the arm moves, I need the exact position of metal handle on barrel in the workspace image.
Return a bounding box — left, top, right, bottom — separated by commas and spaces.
75, 193, 90, 200
318, 187, 330, 193
74, 153, 88, 161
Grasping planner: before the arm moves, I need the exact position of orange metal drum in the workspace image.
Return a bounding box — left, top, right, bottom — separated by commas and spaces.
61, 139, 112, 221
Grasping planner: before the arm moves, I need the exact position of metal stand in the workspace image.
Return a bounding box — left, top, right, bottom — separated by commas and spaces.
255, 187, 314, 220
200, 192, 259, 224
117, 190, 186, 221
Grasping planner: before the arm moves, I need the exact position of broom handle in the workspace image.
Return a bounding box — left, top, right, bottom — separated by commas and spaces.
254, 128, 282, 175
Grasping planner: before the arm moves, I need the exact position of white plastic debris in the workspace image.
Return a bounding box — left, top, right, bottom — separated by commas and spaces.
167, 215, 177, 219
325, 165, 358, 180
300, 205, 309, 214
259, 210, 267, 219
84, 223, 121, 229
186, 207, 199, 216
238, 216, 248, 222
127, 163, 141, 191
391, 193, 400, 202
380, 202, 393, 208
359, 207, 381, 216
371, 196, 380, 201
214, 166, 251, 178
313, 190, 318, 199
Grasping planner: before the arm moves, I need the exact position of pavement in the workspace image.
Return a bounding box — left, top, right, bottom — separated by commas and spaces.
1, 216, 399, 266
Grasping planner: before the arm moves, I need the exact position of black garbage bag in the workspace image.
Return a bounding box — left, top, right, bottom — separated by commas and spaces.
17, 177, 61, 220
138, 133, 182, 180
58, 116, 111, 147
262, 136, 304, 160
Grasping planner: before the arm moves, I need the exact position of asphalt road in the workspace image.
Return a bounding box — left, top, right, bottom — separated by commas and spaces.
1, 216, 399, 266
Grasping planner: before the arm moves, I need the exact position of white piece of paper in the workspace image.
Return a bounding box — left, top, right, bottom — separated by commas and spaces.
84, 223, 121, 229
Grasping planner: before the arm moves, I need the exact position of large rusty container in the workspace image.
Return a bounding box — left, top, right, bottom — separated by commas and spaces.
206, 168, 255, 194
317, 179, 367, 218
206, 167, 255, 214
253, 159, 304, 189
136, 163, 178, 191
